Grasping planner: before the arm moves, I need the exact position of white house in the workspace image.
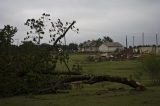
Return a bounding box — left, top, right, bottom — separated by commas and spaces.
99, 42, 123, 53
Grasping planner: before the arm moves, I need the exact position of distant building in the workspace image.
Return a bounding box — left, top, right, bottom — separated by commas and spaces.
79, 40, 123, 53
99, 42, 123, 53
79, 40, 100, 52
135, 46, 160, 54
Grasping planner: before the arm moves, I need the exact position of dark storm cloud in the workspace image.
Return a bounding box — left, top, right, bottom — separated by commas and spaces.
0, 0, 160, 45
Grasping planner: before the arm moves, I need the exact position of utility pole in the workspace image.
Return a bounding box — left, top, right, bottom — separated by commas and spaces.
142, 32, 144, 46
126, 35, 128, 48
156, 33, 158, 46
155, 33, 158, 55
133, 36, 135, 47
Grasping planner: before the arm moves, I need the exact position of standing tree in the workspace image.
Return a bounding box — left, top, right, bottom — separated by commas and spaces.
96, 38, 103, 46
24, 13, 79, 72
68, 43, 78, 51
102, 36, 113, 42
0, 25, 17, 46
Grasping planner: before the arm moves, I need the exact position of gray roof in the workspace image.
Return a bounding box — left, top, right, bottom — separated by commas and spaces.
82, 40, 100, 47
81, 40, 123, 48
103, 42, 123, 47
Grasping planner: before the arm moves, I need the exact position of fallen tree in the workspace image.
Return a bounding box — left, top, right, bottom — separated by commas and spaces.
38, 74, 146, 93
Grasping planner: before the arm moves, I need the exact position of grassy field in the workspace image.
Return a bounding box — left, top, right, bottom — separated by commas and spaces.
0, 86, 160, 106
57, 54, 147, 79
0, 54, 160, 106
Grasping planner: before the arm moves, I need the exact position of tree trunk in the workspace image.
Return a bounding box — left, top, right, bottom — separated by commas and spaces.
39, 75, 145, 93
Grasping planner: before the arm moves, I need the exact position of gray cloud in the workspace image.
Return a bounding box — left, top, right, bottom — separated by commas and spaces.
0, 0, 160, 46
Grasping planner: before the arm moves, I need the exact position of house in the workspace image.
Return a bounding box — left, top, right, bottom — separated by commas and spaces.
99, 42, 123, 53
79, 40, 100, 52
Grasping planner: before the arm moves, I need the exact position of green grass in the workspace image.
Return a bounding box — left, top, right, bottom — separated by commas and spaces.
83, 60, 142, 76
57, 54, 146, 79
55, 54, 88, 71
0, 86, 160, 106
0, 54, 160, 106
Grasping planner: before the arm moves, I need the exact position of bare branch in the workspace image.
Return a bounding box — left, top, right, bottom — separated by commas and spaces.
53, 21, 76, 46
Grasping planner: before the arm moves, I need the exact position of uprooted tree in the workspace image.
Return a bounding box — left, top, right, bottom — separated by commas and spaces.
39, 75, 145, 93
24, 13, 79, 72
0, 13, 145, 97
25, 13, 145, 92
24, 13, 145, 93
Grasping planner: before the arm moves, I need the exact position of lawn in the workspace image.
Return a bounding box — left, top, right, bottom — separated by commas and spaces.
0, 86, 160, 106
0, 54, 160, 106
57, 54, 146, 79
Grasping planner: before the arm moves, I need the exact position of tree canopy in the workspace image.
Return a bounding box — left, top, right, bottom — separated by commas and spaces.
102, 36, 113, 42
0, 25, 17, 46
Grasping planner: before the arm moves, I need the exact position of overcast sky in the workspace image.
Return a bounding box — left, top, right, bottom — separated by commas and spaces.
1, 0, 160, 46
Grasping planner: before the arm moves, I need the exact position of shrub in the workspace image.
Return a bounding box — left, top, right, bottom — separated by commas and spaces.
0, 47, 57, 97
143, 55, 160, 84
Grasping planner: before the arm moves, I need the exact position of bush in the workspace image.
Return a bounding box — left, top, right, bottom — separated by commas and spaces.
143, 55, 160, 84
0, 46, 58, 97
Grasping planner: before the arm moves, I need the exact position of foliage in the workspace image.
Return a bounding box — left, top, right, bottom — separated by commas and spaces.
24, 12, 78, 72
0, 44, 57, 96
102, 36, 113, 42
24, 13, 78, 45
143, 55, 160, 80
0, 25, 17, 46
68, 43, 78, 51
1, 57, 160, 106
96, 38, 103, 45
24, 13, 51, 44
0, 13, 79, 97
71, 63, 83, 73
55, 43, 78, 53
